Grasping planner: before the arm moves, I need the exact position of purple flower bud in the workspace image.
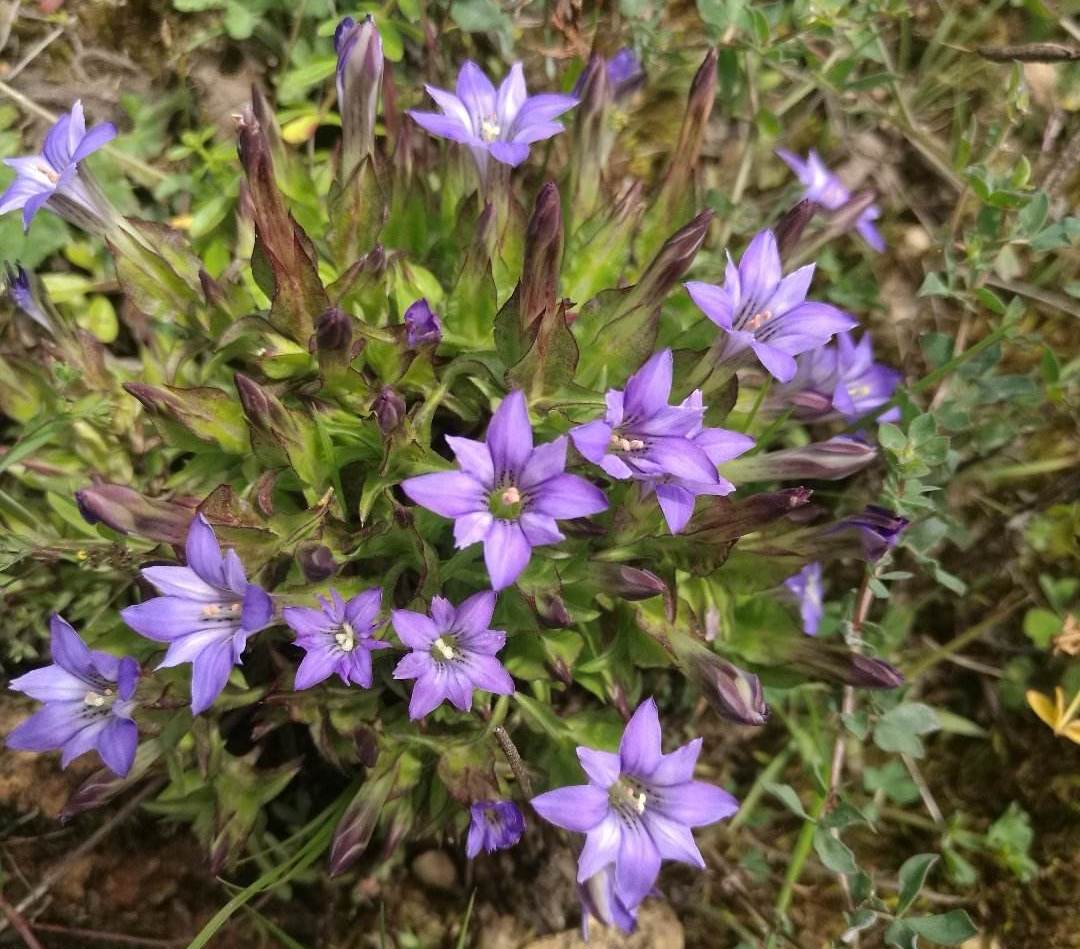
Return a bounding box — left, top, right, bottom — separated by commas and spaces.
721, 436, 877, 482
329, 765, 398, 876
296, 543, 338, 582
658, 49, 717, 204
373, 386, 406, 433
234, 372, 297, 449
684, 487, 813, 542
334, 15, 384, 172
76, 482, 195, 545
403, 298, 442, 348
520, 182, 563, 331
687, 650, 768, 726
315, 306, 353, 355
631, 210, 713, 312
784, 562, 824, 636
593, 564, 668, 601
774, 198, 818, 260
3, 262, 54, 332
533, 590, 572, 628
789, 639, 904, 689
466, 800, 525, 858
838, 505, 909, 560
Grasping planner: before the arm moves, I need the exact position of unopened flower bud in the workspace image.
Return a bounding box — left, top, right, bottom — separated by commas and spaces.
124, 382, 248, 455
658, 48, 718, 205
774, 198, 818, 260
593, 563, 668, 601
721, 436, 877, 482
630, 210, 713, 312
403, 298, 442, 348
4, 262, 54, 332
315, 306, 353, 354
76, 482, 195, 545
534, 590, 572, 628
296, 542, 338, 582
373, 386, 406, 434
520, 182, 563, 332
335, 15, 384, 174
789, 639, 904, 689
329, 764, 397, 877
693, 651, 768, 726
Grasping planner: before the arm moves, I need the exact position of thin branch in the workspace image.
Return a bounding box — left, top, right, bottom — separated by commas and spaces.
976, 42, 1080, 62
0, 893, 44, 949
493, 726, 532, 797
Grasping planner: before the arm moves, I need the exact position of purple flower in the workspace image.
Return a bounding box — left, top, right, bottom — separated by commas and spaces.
408, 61, 577, 178
784, 562, 824, 636
570, 350, 753, 533
777, 148, 885, 251
579, 864, 639, 937
573, 49, 644, 103
0, 101, 117, 232
391, 591, 515, 719
466, 800, 525, 858
120, 514, 273, 714
3, 262, 53, 332
685, 229, 858, 383
6, 615, 139, 777
283, 588, 391, 690
774, 332, 901, 422
401, 391, 608, 590
403, 298, 442, 348
531, 698, 738, 909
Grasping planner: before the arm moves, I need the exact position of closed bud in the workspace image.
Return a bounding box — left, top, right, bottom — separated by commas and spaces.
658, 48, 718, 204
296, 542, 338, 582
62, 741, 161, 822
721, 436, 877, 482
789, 639, 904, 689
315, 307, 352, 354
534, 590, 572, 628
631, 210, 713, 311
335, 15, 384, 174
373, 386, 405, 433
76, 482, 196, 545
593, 563, 667, 601
683, 644, 768, 726
686, 487, 813, 541
329, 763, 397, 877
521, 182, 563, 332
4, 262, 55, 333
774, 198, 818, 260
825, 504, 909, 561
569, 57, 611, 219
198, 268, 227, 310
234, 372, 295, 444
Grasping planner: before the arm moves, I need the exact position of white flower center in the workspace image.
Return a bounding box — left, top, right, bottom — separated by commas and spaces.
609, 777, 648, 818
480, 115, 501, 142
609, 433, 645, 453
83, 687, 113, 708
432, 635, 459, 661
746, 309, 773, 332
501, 486, 521, 505
335, 622, 357, 652
37, 161, 60, 184
201, 601, 243, 620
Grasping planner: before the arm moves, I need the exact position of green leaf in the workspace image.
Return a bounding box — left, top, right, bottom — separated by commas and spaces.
884, 920, 919, 949
1023, 608, 1061, 648
764, 782, 812, 821
1018, 191, 1049, 236
896, 853, 938, 915
812, 827, 858, 876
873, 702, 939, 758
905, 910, 979, 944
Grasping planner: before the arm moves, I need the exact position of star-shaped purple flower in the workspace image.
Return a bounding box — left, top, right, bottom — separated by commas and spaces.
570, 350, 753, 533
403, 298, 442, 348
685, 228, 857, 383
121, 514, 273, 714
775, 332, 901, 423
784, 562, 824, 636
401, 390, 608, 590
0, 101, 116, 232
391, 591, 515, 719
283, 587, 391, 690
777, 148, 885, 251
531, 698, 738, 909
6, 615, 139, 777
408, 61, 577, 178
466, 800, 525, 858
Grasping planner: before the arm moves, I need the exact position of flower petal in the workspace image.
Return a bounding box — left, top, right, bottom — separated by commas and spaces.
529, 474, 607, 520
453, 591, 496, 635
456, 61, 497, 128
615, 821, 661, 908
578, 747, 621, 787
49, 615, 95, 682
623, 350, 673, 421
446, 436, 495, 486
648, 738, 702, 786
531, 784, 609, 832
619, 698, 662, 776
519, 437, 568, 491
189, 639, 236, 715
140, 565, 222, 601
486, 390, 533, 477
392, 609, 439, 649
96, 717, 138, 777
654, 483, 695, 534
577, 814, 622, 881
401, 471, 486, 518
483, 519, 532, 590
738, 229, 781, 306
652, 780, 739, 826
643, 810, 705, 868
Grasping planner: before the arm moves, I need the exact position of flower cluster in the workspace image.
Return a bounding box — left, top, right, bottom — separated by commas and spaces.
1, 20, 913, 935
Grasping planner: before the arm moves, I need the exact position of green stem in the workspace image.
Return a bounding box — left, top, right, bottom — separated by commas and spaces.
775, 792, 828, 919
730, 743, 794, 830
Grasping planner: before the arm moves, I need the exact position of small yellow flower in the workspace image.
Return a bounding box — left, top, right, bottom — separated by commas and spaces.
1026, 687, 1080, 744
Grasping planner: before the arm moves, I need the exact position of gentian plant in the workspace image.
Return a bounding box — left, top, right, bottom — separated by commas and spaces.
1, 17, 939, 942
